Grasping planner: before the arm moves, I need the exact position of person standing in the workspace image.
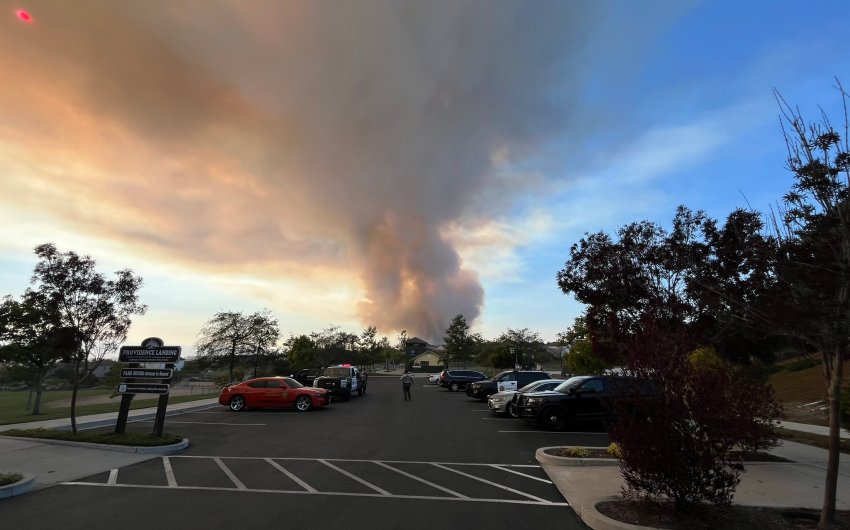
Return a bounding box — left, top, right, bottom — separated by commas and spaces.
400, 370, 414, 401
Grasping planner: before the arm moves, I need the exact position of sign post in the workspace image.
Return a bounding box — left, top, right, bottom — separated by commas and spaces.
114, 337, 181, 436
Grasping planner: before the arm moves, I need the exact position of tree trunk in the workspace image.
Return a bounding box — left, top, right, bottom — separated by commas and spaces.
31, 366, 45, 415
819, 350, 843, 530
70, 359, 81, 433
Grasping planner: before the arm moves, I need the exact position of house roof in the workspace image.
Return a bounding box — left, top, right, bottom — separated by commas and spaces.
406, 337, 429, 345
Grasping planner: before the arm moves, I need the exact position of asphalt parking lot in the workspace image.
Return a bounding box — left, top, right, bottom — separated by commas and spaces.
2, 377, 606, 529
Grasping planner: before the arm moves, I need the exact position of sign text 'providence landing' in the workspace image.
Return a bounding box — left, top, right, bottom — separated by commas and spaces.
114, 337, 181, 436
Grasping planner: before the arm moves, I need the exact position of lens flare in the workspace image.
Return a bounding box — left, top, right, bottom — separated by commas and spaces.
16, 9, 33, 23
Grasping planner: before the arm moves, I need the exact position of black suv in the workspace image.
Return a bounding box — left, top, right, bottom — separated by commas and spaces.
439, 370, 488, 392
467, 370, 551, 400
516, 375, 656, 430
290, 368, 325, 386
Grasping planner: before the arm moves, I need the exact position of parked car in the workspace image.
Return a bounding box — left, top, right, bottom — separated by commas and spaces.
488, 379, 566, 416
428, 373, 442, 385
467, 370, 551, 401
218, 376, 329, 412
439, 370, 489, 392
515, 375, 656, 430
290, 367, 325, 386
313, 365, 367, 401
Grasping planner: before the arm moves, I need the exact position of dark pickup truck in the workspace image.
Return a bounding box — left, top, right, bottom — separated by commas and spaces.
515, 375, 655, 430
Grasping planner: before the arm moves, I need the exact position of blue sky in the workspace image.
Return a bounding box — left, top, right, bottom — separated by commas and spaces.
0, 1, 848, 354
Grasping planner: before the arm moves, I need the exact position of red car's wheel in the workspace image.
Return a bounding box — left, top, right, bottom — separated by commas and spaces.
229, 395, 246, 412
295, 395, 312, 412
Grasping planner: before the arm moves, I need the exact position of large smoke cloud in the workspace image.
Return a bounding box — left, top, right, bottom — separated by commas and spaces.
0, 1, 598, 340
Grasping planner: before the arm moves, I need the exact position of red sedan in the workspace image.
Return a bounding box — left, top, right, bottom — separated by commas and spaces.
218, 376, 329, 412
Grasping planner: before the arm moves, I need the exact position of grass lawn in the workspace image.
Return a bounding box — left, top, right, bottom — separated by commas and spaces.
0, 388, 219, 426
0, 428, 184, 446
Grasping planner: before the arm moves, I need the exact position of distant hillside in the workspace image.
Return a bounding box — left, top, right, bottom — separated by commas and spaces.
769, 360, 849, 403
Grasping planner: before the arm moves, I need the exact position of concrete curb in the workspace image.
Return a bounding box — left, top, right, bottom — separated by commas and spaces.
0, 473, 37, 499
1, 437, 190, 454
536, 447, 650, 530
535, 446, 619, 466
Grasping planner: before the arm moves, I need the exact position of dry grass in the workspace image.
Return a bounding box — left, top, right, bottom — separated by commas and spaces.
769, 360, 848, 403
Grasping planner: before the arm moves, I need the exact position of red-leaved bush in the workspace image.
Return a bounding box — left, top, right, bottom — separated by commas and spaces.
608, 320, 781, 510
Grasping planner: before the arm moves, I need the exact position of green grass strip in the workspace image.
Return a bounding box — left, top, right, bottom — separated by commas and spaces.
0, 428, 184, 446
0, 472, 24, 486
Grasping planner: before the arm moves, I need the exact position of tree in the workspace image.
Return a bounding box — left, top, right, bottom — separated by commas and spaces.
285, 334, 317, 369
0, 293, 78, 414
497, 328, 547, 369
443, 314, 473, 368
196, 310, 279, 383
246, 310, 280, 379
609, 322, 780, 509
558, 316, 609, 375
698, 86, 850, 529
27, 243, 146, 432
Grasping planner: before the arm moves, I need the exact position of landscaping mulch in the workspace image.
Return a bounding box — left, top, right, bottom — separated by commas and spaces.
597, 500, 850, 529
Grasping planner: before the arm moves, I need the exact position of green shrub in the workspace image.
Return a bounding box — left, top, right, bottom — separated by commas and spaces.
606, 442, 623, 459
564, 447, 591, 458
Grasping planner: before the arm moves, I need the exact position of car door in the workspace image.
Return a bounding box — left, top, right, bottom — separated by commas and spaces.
244, 380, 269, 408
496, 372, 518, 392
571, 378, 607, 419
264, 379, 290, 408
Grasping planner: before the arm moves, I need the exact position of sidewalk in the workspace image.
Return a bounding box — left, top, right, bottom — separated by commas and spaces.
538, 439, 850, 530
0, 398, 219, 491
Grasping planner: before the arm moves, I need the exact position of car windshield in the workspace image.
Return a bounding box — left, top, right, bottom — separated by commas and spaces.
554, 376, 592, 393
322, 368, 352, 377
518, 380, 556, 393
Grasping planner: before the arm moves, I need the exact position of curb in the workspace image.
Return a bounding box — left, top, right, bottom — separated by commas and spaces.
2, 437, 190, 454
0, 473, 37, 499
535, 446, 620, 466
535, 448, 648, 530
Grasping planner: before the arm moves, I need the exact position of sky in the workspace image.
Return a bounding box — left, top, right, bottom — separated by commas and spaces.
1, 0, 849, 354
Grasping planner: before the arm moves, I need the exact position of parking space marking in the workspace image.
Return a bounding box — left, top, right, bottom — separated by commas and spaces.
431, 463, 551, 503
265, 458, 317, 493
374, 461, 469, 499
163, 457, 177, 487
140, 420, 267, 426
215, 457, 247, 490
490, 465, 552, 484
498, 430, 607, 435
61, 482, 569, 506
63, 456, 567, 507
319, 459, 391, 495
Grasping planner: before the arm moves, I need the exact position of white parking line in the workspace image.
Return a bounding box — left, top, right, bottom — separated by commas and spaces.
498, 430, 606, 435
319, 459, 391, 495
139, 421, 267, 426
431, 463, 553, 503
60, 482, 570, 506
265, 458, 317, 493
374, 461, 469, 499
107, 469, 118, 486
489, 465, 552, 484
215, 458, 247, 490
163, 457, 177, 487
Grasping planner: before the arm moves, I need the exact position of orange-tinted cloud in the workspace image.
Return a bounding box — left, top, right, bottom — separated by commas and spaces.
0, 1, 595, 340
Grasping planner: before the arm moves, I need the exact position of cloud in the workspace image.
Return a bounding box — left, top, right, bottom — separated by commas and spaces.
0, 1, 687, 341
